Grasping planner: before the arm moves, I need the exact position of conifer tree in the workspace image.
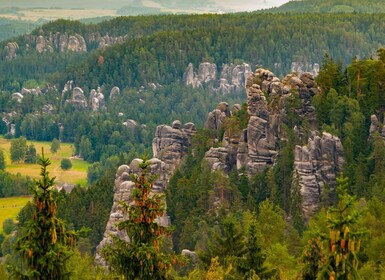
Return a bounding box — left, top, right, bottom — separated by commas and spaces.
101, 159, 177, 279
11, 152, 76, 279
318, 173, 364, 280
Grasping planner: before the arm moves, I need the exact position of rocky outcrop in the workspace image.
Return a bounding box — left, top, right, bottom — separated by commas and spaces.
88, 32, 126, 49
66, 87, 87, 109
96, 120, 196, 266
294, 132, 344, 218
291, 62, 320, 77
184, 62, 251, 94
203, 68, 343, 216
152, 120, 196, 174
205, 102, 231, 131
109, 86, 120, 101
95, 158, 170, 267
11, 92, 23, 103
368, 114, 385, 140
4, 42, 19, 60
36, 35, 54, 54
67, 34, 87, 52
89, 87, 105, 112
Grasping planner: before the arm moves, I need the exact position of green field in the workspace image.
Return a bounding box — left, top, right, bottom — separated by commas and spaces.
0, 137, 90, 186
0, 196, 31, 234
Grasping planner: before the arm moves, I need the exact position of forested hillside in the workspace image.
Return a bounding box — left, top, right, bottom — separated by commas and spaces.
2, 6, 385, 278
1, 12, 385, 92
266, 0, 385, 13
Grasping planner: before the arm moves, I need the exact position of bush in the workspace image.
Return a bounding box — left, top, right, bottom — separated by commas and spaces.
60, 158, 72, 170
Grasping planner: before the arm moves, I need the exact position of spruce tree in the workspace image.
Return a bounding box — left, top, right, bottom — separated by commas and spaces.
101, 159, 177, 279
10, 152, 76, 279
318, 173, 364, 280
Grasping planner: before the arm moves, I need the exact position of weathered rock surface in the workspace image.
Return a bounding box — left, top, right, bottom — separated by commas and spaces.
89, 87, 105, 111
205, 102, 230, 131
4, 42, 19, 60
152, 121, 196, 174
184, 62, 251, 94
109, 86, 120, 101
66, 87, 87, 109
203, 68, 342, 215
294, 132, 344, 218
291, 62, 320, 77
11, 92, 23, 103
95, 158, 170, 267
96, 121, 196, 266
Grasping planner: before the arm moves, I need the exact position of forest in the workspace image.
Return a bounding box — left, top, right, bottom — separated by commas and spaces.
1, 4, 385, 279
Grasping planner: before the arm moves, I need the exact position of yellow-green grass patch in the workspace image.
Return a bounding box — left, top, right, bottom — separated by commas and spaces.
0, 137, 90, 186
0, 196, 31, 234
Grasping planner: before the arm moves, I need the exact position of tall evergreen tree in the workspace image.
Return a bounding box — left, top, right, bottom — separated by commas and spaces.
101, 159, 177, 279
318, 173, 364, 280
10, 152, 76, 279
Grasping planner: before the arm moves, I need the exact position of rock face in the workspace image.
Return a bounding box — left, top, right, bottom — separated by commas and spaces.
152, 121, 197, 174
294, 132, 344, 218
205, 102, 230, 131
96, 120, 196, 266
184, 62, 251, 94
66, 87, 87, 109
89, 87, 105, 111
95, 158, 170, 267
203, 68, 342, 215
368, 114, 385, 140
4, 42, 19, 60
291, 62, 320, 77
109, 86, 120, 101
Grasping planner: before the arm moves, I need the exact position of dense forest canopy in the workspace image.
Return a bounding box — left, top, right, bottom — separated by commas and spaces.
266, 0, 385, 13
2, 12, 385, 92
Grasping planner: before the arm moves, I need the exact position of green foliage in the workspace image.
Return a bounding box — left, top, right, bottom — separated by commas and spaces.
50, 138, 60, 154
318, 174, 364, 280
266, 0, 385, 13
0, 171, 32, 197
10, 152, 77, 279
60, 158, 72, 170
0, 150, 5, 170
25, 144, 37, 164
10, 137, 27, 163
2, 218, 16, 235
101, 159, 177, 279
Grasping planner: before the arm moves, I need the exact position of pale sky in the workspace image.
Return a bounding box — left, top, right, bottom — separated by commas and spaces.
215, 0, 291, 11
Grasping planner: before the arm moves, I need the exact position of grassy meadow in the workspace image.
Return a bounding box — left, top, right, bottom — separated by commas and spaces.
0, 196, 31, 233
0, 137, 89, 186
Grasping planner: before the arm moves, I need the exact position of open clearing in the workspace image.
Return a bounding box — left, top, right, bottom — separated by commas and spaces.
0, 137, 89, 186
0, 196, 31, 233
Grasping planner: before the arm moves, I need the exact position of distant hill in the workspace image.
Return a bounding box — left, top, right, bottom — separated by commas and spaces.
266, 0, 385, 13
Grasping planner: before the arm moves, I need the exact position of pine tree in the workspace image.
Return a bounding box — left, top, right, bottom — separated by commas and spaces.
318, 173, 364, 280
11, 152, 76, 279
101, 159, 177, 279
200, 216, 246, 270
237, 221, 267, 278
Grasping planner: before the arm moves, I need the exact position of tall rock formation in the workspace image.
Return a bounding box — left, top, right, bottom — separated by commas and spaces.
96, 120, 196, 266
4, 42, 19, 60
203, 68, 343, 216
294, 132, 344, 218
